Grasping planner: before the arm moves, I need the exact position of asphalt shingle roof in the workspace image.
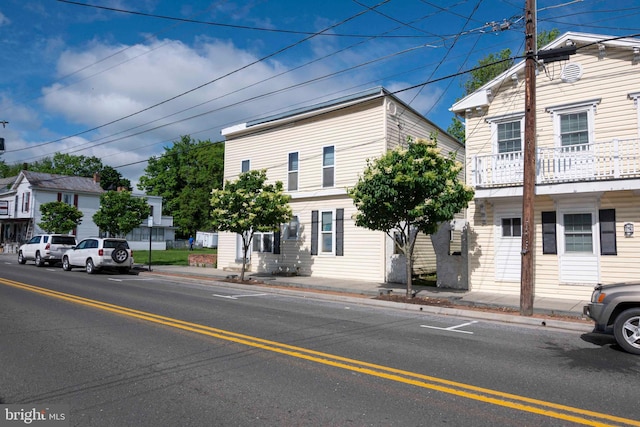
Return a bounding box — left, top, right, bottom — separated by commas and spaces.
19, 171, 104, 193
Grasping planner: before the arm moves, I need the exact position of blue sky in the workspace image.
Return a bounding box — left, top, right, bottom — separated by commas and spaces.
0, 0, 639, 187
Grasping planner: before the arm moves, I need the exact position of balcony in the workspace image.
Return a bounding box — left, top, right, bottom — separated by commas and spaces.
472, 138, 640, 191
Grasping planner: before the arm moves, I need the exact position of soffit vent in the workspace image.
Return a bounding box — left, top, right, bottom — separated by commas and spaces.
561, 63, 583, 83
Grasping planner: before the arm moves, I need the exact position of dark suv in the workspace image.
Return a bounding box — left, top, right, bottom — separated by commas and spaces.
584, 282, 640, 355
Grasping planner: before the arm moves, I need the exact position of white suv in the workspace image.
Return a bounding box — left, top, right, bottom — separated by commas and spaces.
18, 234, 77, 267
62, 237, 134, 274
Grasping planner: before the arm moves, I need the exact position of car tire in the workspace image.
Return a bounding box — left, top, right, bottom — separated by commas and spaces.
613, 308, 640, 355
62, 256, 72, 271
35, 252, 44, 267
18, 252, 26, 264
86, 259, 97, 274
111, 245, 129, 264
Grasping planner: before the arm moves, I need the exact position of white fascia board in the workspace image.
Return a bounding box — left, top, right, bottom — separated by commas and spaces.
221, 123, 248, 136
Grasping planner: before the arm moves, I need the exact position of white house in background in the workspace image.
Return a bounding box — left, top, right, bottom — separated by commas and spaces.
0, 170, 174, 251
450, 32, 640, 301
217, 87, 467, 285
195, 231, 218, 248
125, 195, 175, 251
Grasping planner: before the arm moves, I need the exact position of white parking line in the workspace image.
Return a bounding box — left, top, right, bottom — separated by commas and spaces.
212, 293, 269, 300
107, 278, 152, 282
420, 320, 478, 334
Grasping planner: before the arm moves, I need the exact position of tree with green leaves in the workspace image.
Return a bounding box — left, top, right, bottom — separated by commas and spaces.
210, 169, 292, 281
30, 153, 103, 177
138, 135, 224, 238
99, 165, 132, 191
349, 135, 474, 298
38, 201, 83, 234
93, 191, 150, 237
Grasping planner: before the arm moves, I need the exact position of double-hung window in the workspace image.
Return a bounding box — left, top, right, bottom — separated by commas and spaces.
487, 114, 524, 184
22, 192, 30, 213
321, 211, 333, 253
501, 217, 522, 237
252, 232, 273, 253
241, 159, 250, 173
560, 112, 589, 147
547, 99, 600, 149
497, 121, 521, 153
564, 213, 593, 253
322, 146, 334, 187
288, 152, 298, 191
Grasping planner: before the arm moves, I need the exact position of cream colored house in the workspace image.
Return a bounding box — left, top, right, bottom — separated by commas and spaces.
217, 87, 465, 283
451, 32, 640, 300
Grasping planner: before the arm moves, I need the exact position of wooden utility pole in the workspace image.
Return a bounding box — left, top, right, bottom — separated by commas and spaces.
520, 0, 536, 316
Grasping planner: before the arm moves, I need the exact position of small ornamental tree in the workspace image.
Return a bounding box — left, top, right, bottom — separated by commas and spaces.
210, 169, 292, 281
93, 191, 150, 237
348, 135, 474, 297
38, 201, 83, 234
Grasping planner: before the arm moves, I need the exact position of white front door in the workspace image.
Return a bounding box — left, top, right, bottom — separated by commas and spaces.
495, 214, 522, 282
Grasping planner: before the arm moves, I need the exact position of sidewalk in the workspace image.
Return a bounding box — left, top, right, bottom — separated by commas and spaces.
138, 263, 594, 332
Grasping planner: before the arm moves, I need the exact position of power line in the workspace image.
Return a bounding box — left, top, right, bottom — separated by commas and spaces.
56, 0, 429, 39
7, 0, 392, 155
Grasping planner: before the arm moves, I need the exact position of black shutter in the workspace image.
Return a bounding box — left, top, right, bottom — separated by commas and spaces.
311, 211, 318, 255
599, 209, 617, 255
541, 211, 557, 254
273, 230, 281, 254
336, 209, 344, 256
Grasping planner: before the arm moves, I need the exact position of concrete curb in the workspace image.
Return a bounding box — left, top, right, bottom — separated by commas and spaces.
140, 269, 594, 333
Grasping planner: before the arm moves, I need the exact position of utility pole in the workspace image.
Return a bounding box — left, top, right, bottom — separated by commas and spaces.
520, 0, 536, 316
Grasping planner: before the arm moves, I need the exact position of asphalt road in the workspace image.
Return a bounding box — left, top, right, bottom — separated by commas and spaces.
1, 259, 639, 426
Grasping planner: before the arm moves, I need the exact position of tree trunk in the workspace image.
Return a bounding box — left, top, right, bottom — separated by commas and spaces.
240, 236, 250, 282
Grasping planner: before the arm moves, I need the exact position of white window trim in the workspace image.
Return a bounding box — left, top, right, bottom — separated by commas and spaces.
557, 203, 598, 256
319, 209, 336, 255
288, 151, 299, 191
62, 193, 73, 206
322, 145, 335, 188
546, 99, 601, 148
241, 159, 250, 173
252, 231, 274, 253
486, 112, 525, 154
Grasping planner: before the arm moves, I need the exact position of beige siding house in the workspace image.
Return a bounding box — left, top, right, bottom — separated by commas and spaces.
451, 32, 640, 300
218, 87, 465, 283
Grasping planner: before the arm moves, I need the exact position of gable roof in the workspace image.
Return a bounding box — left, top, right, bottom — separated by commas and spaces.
11, 171, 104, 194
450, 31, 640, 114
221, 86, 455, 141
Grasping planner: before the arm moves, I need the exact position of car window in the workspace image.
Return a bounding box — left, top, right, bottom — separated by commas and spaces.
104, 240, 128, 249
51, 236, 76, 245
43, 236, 49, 243
76, 240, 89, 249
90, 240, 99, 249
28, 236, 40, 244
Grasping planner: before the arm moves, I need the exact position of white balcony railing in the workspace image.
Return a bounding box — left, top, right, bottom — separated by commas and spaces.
472, 138, 640, 188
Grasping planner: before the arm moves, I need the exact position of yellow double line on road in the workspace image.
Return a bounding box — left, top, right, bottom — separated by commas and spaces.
2, 277, 638, 427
